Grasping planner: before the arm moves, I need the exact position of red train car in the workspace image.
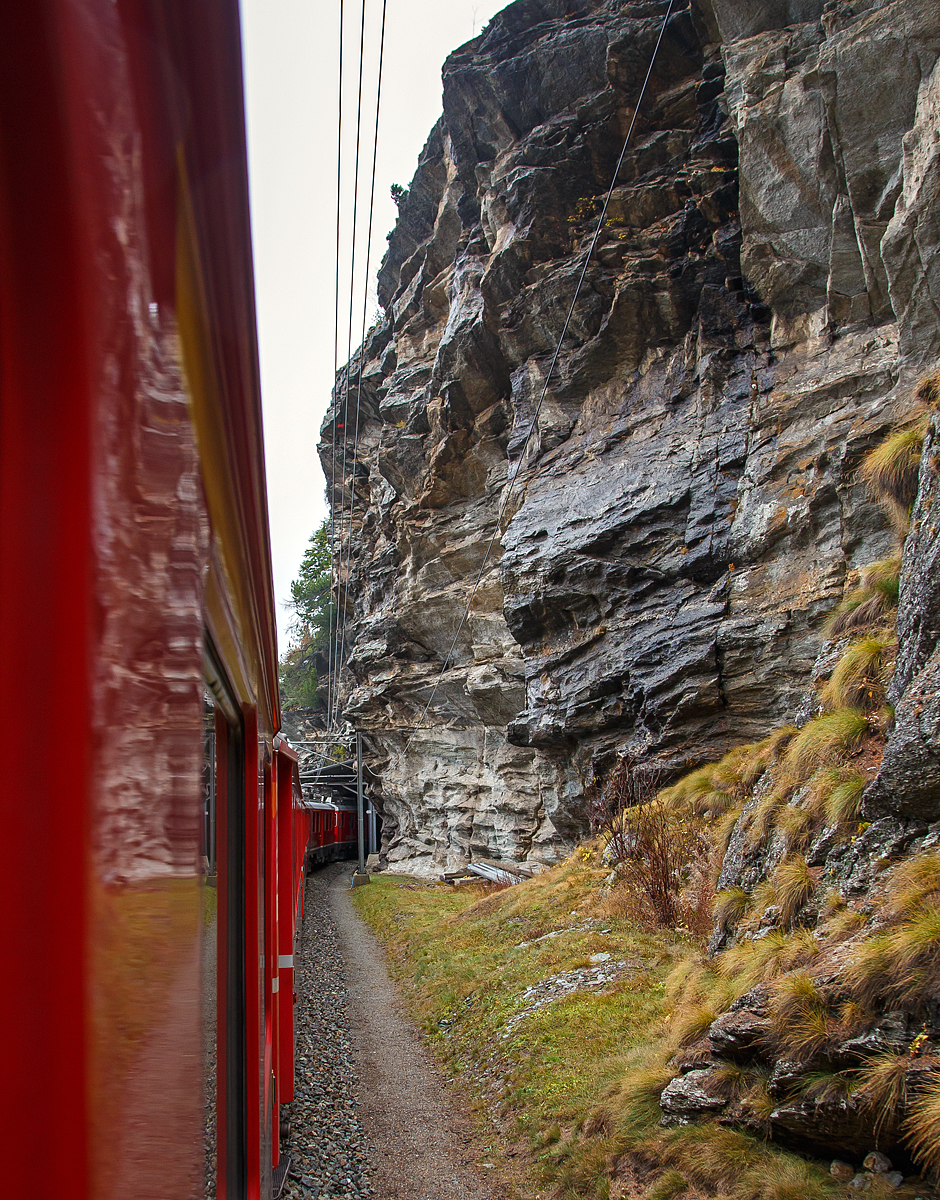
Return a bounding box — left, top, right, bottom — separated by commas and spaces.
0, 2, 315, 1197
306, 801, 359, 867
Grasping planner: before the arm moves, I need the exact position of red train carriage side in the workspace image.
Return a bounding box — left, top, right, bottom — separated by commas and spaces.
0, 3, 312, 1197
305, 801, 359, 867
335, 807, 359, 857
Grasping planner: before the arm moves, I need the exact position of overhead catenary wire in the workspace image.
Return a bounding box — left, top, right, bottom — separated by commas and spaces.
330, 0, 369, 729
394, 0, 678, 760
334, 0, 389, 729
327, 0, 345, 728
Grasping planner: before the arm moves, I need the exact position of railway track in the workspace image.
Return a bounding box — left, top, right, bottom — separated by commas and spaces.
282, 864, 501, 1200
282, 868, 376, 1200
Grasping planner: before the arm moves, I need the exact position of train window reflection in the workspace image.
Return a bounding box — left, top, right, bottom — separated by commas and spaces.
203, 692, 218, 1198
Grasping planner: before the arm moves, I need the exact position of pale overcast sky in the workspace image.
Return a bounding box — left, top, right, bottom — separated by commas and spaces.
241, 0, 508, 649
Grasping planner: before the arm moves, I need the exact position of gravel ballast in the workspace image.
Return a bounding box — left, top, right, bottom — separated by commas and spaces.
280, 866, 375, 1200
280, 862, 501, 1200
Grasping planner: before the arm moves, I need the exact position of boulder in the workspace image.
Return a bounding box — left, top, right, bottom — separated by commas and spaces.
708, 1008, 771, 1060
660, 1069, 728, 1117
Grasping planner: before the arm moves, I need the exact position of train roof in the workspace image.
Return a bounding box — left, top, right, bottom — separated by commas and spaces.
142, 0, 280, 732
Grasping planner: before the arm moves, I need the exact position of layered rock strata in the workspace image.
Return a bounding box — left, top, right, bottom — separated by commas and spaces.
320, 0, 940, 873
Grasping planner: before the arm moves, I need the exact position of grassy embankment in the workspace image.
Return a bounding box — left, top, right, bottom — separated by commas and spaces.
353, 865, 882, 1200
351, 397, 940, 1200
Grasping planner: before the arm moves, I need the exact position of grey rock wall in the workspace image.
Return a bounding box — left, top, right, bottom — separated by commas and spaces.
866, 409, 940, 820
321, 0, 940, 874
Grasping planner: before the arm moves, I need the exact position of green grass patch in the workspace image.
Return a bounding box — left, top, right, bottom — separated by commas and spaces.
352, 866, 850, 1198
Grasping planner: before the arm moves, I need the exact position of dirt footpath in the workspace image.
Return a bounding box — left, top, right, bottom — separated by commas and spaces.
327, 866, 503, 1200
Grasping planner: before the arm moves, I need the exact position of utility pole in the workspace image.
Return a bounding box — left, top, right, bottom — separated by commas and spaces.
356, 732, 365, 873
351, 732, 369, 887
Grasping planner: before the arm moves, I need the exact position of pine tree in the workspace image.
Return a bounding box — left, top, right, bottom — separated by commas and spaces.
279, 520, 333, 710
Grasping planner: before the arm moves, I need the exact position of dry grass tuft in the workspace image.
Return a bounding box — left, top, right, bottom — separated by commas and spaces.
739, 727, 800, 789
777, 927, 821, 971
745, 879, 778, 925
855, 1051, 911, 1136
772, 854, 817, 927
649, 1122, 838, 1200
659, 730, 798, 820
599, 1050, 677, 1141
915, 372, 940, 408
718, 931, 784, 993
834, 1000, 874, 1042
819, 888, 846, 918
744, 785, 793, 849
713, 805, 743, 858
885, 905, 940, 983
904, 1071, 940, 1174
823, 768, 867, 827
820, 906, 867, 944
644, 1169, 688, 1200
843, 902, 940, 1012
664, 958, 733, 1020
659, 763, 721, 812
825, 557, 901, 635
860, 423, 926, 511
741, 1077, 776, 1130
670, 1000, 721, 1048
819, 635, 895, 712
776, 802, 818, 851
718, 928, 822, 997
714, 886, 749, 930
769, 971, 832, 1062
883, 850, 940, 919
783, 709, 870, 782
842, 934, 894, 1008
800, 1069, 855, 1104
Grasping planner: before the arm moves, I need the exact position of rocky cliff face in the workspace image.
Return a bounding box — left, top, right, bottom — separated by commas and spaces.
321, 0, 940, 875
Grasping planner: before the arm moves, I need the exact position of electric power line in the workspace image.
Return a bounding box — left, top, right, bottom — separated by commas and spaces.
334, 0, 389, 728
327, 0, 345, 727
330, 0, 368, 728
